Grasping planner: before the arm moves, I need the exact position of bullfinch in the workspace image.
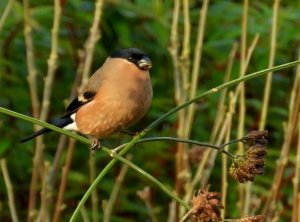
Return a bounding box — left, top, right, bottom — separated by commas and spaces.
20, 48, 153, 151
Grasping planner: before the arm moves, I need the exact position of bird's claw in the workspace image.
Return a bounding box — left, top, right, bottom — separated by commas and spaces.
90, 139, 101, 156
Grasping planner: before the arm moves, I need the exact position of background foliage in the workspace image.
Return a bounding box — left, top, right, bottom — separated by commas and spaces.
1, 0, 300, 221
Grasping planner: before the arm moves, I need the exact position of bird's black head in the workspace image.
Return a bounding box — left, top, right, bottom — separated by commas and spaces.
110, 48, 152, 71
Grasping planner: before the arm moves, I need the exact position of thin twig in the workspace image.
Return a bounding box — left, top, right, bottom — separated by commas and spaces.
237, 0, 249, 215
48, 136, 68, 189
185, 0, 209, 136
239, 12, 261, 219
144, 199, 158, 222
0, 158, 20, 222
23, 0, 40, 119
0, 0, 14, 34
136, 186, 158, 222
180, 0, 191, 103
168, 0, 181, 104
179, 208, 194, 222
167, 201, 177, 222
221, 92, 234, 218
175, 0, 191, 202
201, 100, 234, 186
138, 137, 235, 158
36, 1, 62, 220
259, 0, 280, 130
103, 155, 132, 222
23, 0, 40, 220
79, 1, 104, 220
237, 0, 248, 152
292, 114, 300, 222
211, 43, 238, 142
23, 0, 62, 215
39, 162, 51, 222
39, 0, 62, 122
113, 137, 235, 158
264, 45, 300, 218
241, 32, 260, 217
298, 194, 300, 222
80, 0, 104, 89
48, 46, 86, 191
80, 206, 90, 222
52, 139, 76, 222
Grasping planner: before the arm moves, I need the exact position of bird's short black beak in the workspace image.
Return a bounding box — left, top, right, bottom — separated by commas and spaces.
138, 57, 152, 70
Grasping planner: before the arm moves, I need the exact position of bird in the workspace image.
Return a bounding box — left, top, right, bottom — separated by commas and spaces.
20, 48, 153, 152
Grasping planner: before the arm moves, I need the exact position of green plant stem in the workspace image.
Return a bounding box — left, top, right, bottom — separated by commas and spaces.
220, 139, 244, 149
0, 158, 19, 222
138, 137, 235, 158
113, 137, 234, 158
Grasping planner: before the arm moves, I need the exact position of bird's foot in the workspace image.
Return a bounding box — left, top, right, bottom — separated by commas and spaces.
90, 138, 101, 156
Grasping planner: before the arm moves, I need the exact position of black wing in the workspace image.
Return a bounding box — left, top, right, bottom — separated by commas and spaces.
64, 91, 96, 115
20, 91, 97, 143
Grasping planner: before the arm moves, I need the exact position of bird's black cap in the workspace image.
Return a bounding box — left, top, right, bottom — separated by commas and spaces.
110, 48, 152, 70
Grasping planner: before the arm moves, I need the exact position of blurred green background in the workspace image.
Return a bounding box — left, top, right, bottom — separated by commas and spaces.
1, 0, 300, 221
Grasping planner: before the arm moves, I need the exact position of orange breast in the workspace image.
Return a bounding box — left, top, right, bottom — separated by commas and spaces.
75, 77, 152, 139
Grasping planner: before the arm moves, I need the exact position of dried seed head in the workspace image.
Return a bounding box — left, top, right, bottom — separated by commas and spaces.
229, 157, 256, 183
190, 186, 223, 222
242, 130, 268, 147
230, 131, 268, 183
229, 144, 267, 183
247, 144, 267, 158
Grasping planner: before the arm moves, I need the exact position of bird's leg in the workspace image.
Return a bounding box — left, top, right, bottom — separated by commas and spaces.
89, 137, 101, 156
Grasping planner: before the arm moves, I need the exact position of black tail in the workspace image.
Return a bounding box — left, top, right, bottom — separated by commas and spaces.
20, 115, 73, 143
20, 128, 52, 143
